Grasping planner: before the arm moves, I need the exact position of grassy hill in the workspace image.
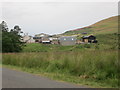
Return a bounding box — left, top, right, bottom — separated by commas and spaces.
61, 15, 119, 50
63, 16, 119, 35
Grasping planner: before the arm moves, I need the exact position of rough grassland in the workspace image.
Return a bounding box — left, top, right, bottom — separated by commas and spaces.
63, 16, 118, 35
3, 50, 118, 88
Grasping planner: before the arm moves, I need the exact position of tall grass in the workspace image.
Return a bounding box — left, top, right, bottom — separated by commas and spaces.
2, 50, 118, 87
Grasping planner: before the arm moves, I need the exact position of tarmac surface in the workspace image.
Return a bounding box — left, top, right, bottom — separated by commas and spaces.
2, 68, 87, 88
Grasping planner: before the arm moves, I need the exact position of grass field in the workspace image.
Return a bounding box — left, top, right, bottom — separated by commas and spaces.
2, 50, 119, 88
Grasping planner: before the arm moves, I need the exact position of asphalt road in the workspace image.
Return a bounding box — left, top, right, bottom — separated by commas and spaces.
2, 68, 86, 88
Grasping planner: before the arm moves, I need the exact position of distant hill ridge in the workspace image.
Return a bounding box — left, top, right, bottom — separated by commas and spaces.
63, 15, 119, 35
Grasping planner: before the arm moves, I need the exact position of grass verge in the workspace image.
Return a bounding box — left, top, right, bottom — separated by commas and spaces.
2, 64, 115, 88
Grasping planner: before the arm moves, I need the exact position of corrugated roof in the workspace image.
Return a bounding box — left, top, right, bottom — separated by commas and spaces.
59, 36, 76, 41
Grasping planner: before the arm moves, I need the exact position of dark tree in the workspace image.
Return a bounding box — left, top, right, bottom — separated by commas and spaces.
1, 21, 24, 52
1, 21, 8, 32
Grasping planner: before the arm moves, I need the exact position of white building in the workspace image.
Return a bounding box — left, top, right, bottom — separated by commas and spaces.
22, 34, 35, 43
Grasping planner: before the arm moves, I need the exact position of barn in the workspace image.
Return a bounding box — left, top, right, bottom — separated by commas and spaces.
82, 35, 98, 43
59, 36, 77, 46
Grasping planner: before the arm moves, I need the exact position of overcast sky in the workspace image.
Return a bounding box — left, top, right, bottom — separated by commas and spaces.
1, 1, 118, 36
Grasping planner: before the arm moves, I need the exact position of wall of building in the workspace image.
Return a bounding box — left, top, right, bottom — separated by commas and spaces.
59, 36, 76, 46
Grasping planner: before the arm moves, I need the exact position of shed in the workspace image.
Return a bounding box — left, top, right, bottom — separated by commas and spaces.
42, 37, 51, 44
59, 36, 76, 46
82, 35, 97, 43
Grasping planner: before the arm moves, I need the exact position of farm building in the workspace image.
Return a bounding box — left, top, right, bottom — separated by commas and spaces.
82, 35, 98, 43
33, 37, 42, 43
41, 37, 51, 44
33, 33, 50, 43
22, 34, 35, 43
35, 33, 49, 38
49, 35, 59, 44
81, 32, 87, 34
51, 40, 59, 45
33, 33, 60, 44
59, 36, 77, 46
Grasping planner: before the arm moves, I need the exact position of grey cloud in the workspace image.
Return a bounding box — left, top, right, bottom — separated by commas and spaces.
2, 2, 118, 35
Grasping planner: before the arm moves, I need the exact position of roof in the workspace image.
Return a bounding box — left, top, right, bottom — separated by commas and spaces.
42, 40, 51, 43
83, 36, 89, 38
82, 35, 96, 39
35, 33, 49, 37
59, 36, 76, 41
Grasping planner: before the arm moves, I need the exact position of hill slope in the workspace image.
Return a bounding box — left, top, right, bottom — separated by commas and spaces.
63, 16, 118, 35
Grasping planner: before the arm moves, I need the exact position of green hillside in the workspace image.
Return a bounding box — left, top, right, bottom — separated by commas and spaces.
63, 15, 119, 35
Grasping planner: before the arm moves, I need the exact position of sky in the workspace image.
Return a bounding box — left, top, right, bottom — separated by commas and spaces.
1, 1, 118, 36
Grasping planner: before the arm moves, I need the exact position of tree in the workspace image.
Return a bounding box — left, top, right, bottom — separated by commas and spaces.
1, 21, 8, 32
1, 21, 24, 52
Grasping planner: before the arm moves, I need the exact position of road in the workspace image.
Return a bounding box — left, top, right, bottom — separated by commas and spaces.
2, 68, 86, 88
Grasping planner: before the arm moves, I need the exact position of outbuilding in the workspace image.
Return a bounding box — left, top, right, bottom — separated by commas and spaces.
41, 37, 51, 44
59, 36, 77, 46
22, 34, 35, 43
82, 35, 97, 43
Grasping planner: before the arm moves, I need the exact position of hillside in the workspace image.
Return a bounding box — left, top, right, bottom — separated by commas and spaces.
63, 15, 119, 35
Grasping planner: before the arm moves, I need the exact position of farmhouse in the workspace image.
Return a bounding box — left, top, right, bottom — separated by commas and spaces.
33, 33, 61, 44
59, 36, 77, 46
33, 33, 50, 43
49, 35, 59, 44
22, 34, 35, 43
82, 35, 97, 43
49, 35, 58, 41
33, 37, 41, 42
35, 33, 49, 38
